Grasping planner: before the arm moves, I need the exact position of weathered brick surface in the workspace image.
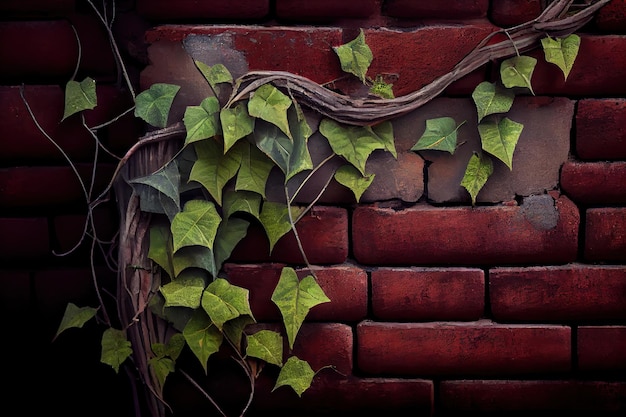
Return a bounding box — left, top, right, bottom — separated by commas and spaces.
357, 320, 571, 375
137, 0, 270, 21
595, 0, 626, 32
364, 24, 496, 97
440, 380, 626, 412
276, 0, 381, 21
490, 264, 626, 321
561, 161, 626, 205
576, 99, 626, 160
490, 0, 542, 27
230, 206, 349, 265
0, 217, 49, 261
371, 267, 484, 321
384, 0, 488, 19
352, 194, 579, 265
529, 35, 626, 96
223, 263, 368, 322
585, 207, 626, 262
578, 326, 626, 372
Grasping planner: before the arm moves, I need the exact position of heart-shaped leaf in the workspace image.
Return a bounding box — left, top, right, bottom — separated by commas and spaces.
134, 83, 180, 128
184, 96, 221, 145
259, 202, 306, 254
100, 328, 133, 374
220, 103, 255, 152
248, 84, 293, 138
246, 329, 283, 366
411, 117, 463, 154
54, 303, 98, 341
62, 77, 97, 121
195, 60, 233, 92
471, 81, 515, 122
201, 278, 254, 330
500, 56, 537, 95
334, 165, 375, 202
171, 199, 222, 253
183, 309, 224, 373
235, 141, 275, 198
160, 269, 209, 309
333, 29, 373, 83
461, 152, 494, 206
478, 116, 523, 170
273, 356, 315, 397
541, 34, 580, 81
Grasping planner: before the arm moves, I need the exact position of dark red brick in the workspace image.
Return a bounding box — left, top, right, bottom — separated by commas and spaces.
371, 267, 484, 321
440, 380, 626, 412
561, 161, 626, 205
277, 0, 380, 21
223, 263, 367, 322
0, 270, 31, 313
137, 0, 269, 21
578, 326, 626, 372
576, 99, 626, 160
585, 208, 626, 262
384, 0, 488, 19
291, 323, 353, 374
595, 0, 626, 32
490, 264, 626, 321
0, 0, 74, 17
357, 320, 571, 375
364, 24, 496, 97
0, 85, 96, 164
352, 195, 579, 266
490, 0, 542, 27
230, 206, 348, 265
0, 217, 49, 261
529, 35, 626, 96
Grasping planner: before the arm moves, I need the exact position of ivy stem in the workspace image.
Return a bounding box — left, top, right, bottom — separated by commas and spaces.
288, 153, 336, 205
179, 369, 228, 417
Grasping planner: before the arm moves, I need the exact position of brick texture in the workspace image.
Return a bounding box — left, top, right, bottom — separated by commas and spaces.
561, 161, 626, 205
276, 0, 381, 21
490, 264, 626, 321
585, 207, 626, 262
352, 194, 579, 265
384, 0, 489, 19
576, 99, 626, 160
357, 320, 571, 375
137, 0, 270, 21
371, 267, 484, 321
578, 326, 626, 372
490, 0, 542, 27
0, 217, 49, 261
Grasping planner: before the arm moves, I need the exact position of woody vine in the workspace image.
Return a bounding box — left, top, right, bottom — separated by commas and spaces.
35, 1, 609, 416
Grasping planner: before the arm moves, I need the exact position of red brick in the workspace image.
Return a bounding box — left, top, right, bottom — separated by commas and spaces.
384, 0, 488, 19
578, 326, 626, 372
595, 0, 626, 32
0, 85, 96, 164
490, 264, 626, 321
0, 270, 31, 313
357, 320, 571, 375
224, 263, 367, 322
529, 35, 626, 96
489, 0, 542, 27
230, 206, 348, 265
440, 380, 626, 412
576, 99, 626, 160
0, 16, 115, 83
0, 217, 49, 261
0, 0, 74, 17
363, 24, 496, 97
561, 161, 626, 205
585, 208, 626, 262
277, 0, 380, 21
352, 195, 579, 265
371, 267, 484, 321
137, 0, 269, 21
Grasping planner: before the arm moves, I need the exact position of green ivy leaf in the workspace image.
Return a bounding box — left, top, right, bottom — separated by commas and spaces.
160, 269, 208, 309
173, 246, 217, 278
148, 356, 175, 395
184, 96, 221, 145
129, 160, 181, 221
189, 138, 243, 206
171, 199, 222, 253
319, 118, 386, 176
333, 29, 373, 83
273, 356, 315, 397
183, 309, 223, 374
134, 83, 181, 128
214, 217, 250, 272
271, 267, 330, 349
246, 329, 284, 367
165, 333, 186, 361
259, 201, 306, 254
253, 116, 313, 183
461, 152, 494, 206
223, 189, 262, 220
148, 221, 175, 279
478, 117, 523, 170
541, 34, 580, 81
235, 141, 275, 198
334, 165, 374, 203
369, 75, 394, 99
372, 121, 396, 158
471, 81, 515, 122
201, 278, 254, 331
220, 103, 255, 152
62, 77, 97, 121
411, 117, 463, 154
500, 56, 537, 95
248, 84, 293, 139
223, 315, 256, 350
100, 328, 133, 374
195, 60, 233, 92
53, 303, 98, 341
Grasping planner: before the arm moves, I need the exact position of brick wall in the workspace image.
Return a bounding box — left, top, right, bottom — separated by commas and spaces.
1, 1, 625, 416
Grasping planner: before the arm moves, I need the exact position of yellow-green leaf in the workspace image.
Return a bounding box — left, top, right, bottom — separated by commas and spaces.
500, 55, 537, 95
201, 278, 254, 330
183, 309, 224, 374
334, 165, 374, 202
171, 199, 222, 253
184, 96, 221, 145
62, 77, 97, 121
246, 329, 283, 367
100, 328, 132, 374
134, 83, 180, 128
411, 117, 463, 154
53, 303, 98, 341
541, 34, 580, 81
258, 201, 306, 254
273, 356, 315, 397
471, 81, 515, 122
220, 102, 255, 152
478, 116, 523, 170
461, 152, 494, 206
333, 29, 373, 83
248, 84, 293, 138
